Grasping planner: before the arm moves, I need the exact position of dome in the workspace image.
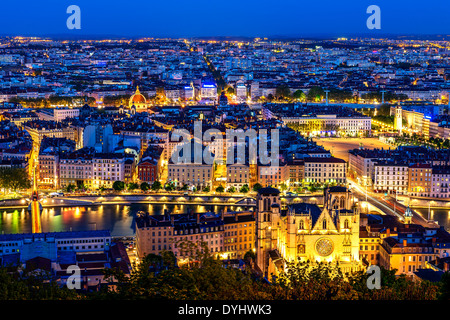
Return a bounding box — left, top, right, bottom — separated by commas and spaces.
129, 86, 147, 106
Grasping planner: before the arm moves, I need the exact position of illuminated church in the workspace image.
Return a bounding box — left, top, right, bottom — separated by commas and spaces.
128, 86, 149, 113
256, 186, 362, 278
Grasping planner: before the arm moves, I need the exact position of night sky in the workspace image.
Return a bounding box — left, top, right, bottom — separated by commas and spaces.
1, 0, 449, 38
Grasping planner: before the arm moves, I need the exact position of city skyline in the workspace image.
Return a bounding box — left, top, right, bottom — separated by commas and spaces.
1, 0, 450, 304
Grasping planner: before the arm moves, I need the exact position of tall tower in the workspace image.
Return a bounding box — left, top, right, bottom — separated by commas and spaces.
394, 104, 403, 134
256, 187, 280, 278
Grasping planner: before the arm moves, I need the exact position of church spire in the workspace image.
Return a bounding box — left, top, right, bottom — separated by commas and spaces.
404, 206, 413, 224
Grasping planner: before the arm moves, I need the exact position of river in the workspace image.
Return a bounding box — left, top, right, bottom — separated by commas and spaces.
1, 204, 448, 237
0, 203, 249, 237
414, 207, 450, 231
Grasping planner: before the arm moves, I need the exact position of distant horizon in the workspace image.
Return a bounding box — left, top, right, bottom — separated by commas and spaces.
2, 32, 450, 41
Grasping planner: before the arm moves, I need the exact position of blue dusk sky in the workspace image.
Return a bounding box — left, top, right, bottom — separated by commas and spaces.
0, 0, 449, 38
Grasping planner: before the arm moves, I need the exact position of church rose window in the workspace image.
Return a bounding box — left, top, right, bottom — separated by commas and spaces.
315, 237, 334, 257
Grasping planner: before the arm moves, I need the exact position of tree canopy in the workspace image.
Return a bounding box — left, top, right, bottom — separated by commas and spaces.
0, 167, 31, 192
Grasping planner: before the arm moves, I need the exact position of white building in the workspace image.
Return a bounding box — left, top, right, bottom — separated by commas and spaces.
303, 157, 347, 184
235, 81, 247, 102
372, 162, 409, 195
37, 108, 80, 122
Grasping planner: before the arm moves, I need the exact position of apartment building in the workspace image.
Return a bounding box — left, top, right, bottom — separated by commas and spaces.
372, 162, 409, 195
223, 212, 255, 259
92, 153, 125, 189
258, 163, 288, 188
287, 159, 304, 186
135, 211, 255, 263
303, 157, 346, 184
168, 163, 213, 189
430, 166, 450, 198
59, 149, 125, 189
226, 162, 250, 189
379, 234, 436, 276
408, 163, 432, 197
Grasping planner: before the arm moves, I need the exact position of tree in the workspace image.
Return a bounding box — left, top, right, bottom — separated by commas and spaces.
243, 250, 256, 263
252, 183, 263, 192
140, 182, 150, 192
227, 186, 236, 193
76, 183, 87, 192
378, 104, 391, 116
112, 181, 125, 191
151, 181, 162, 192
275, 84, 291, 100
328, 89, 353, 102
215, 185, 224, 193
292, 90, 305, 101
0, 168, 31, 193
65, 183, 76, 193
443, 139, 450, 149
164, 182, 175, 192
127, 182, 139, 191
202, 186, 210, 193
306, 86, 325, 102
239, 184, 249, 193
181, 184, 189, 191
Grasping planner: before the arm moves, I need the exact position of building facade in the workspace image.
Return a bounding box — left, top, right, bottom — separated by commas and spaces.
255, 186, 361, 278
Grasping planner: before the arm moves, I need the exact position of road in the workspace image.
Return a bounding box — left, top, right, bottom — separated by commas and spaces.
349, 179, 439, 228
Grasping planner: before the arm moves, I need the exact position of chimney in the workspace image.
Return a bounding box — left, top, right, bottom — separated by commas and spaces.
220, 209, 224, 220
235, 212, 238, 222
171, 215, 174, 226
403, 239, 407, 247
444, 262, 449, 272
196, 212, 200, 224
394, 227, 397, 232
386, 228, 390, 237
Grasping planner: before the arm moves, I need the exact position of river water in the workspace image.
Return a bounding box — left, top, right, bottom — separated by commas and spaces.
414, 207, 450, 231
0, 204, 448, 237
0, 203, 249, 237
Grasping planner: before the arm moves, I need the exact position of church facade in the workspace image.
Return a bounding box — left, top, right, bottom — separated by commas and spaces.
256, 186, 362, 278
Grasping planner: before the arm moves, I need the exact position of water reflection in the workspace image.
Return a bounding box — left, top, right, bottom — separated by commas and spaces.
414, 207, 450, 231
0, 203, 250, 237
